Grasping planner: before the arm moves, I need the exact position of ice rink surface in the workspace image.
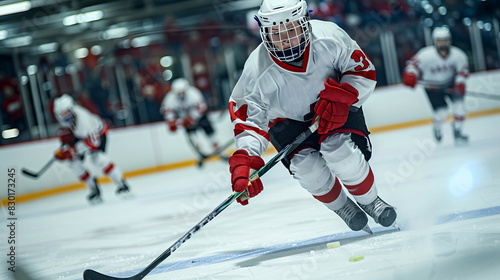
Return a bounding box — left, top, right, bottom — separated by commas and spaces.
2, 114, 500, 280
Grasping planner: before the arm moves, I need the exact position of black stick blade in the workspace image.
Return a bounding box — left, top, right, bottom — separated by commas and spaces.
83, 269, 130, 280
21, 169, 39, 178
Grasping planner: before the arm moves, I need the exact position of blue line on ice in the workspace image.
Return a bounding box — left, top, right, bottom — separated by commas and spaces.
76, 205, 500, 279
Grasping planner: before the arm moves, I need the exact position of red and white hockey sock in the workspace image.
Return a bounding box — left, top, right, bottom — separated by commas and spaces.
91, 151, 125, 186
343, 166, 378, 205
103, 163, 125, 185
453, 116, 465, 131
433, 107, 448, 130
312, 177, 347, 211
290, 148, 347, 210
79, 171, 98, 190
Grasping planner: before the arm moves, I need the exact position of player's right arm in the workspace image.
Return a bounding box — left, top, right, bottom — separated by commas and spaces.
453, 48, 469, 96
54, 128, 78, 161
403, 50, 424, 88
160, 93, 179, 131
228, 69, 269, 205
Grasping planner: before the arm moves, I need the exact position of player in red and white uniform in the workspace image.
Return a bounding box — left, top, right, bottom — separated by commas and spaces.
403, 26, 469, 144
228, 0, 397, 232
161, 78, 219, 151
53, 94, 130, 203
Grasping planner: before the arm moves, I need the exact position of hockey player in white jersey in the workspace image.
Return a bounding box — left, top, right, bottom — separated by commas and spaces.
403, 26, 469, 144
227, 0, 397, 232
161, 78, 219, 151
53, 94, 131, 203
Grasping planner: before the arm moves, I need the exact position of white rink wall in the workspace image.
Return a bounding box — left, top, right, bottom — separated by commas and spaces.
1, 70, 500, 196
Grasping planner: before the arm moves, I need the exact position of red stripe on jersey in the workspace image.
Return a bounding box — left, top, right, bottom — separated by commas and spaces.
344, 168, 374, 196
454, 115, 465, 121
80, 171, 90, 181
229, 101, 248, 122
103, 163, 115, 174
268, 118, 288, 128
197, 104, 207, 115
343, 70, 377, 81
100, 121, 108, 136
269, 44, 310, 73
234, 123, 270, 141
313, 178, 342, 203
84, 138, 99, 150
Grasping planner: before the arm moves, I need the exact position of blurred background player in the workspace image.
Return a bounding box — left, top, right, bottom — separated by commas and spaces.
161, 78, 220, 152
54, 128, 101, 203
403, 26, 469, 145
228, 0, 397, 232
53, 94, 131, 203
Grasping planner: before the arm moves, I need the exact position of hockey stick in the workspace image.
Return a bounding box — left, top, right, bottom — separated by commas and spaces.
83, 120, 319, 280
21, 158, 56, 178
466, 91, 500, 101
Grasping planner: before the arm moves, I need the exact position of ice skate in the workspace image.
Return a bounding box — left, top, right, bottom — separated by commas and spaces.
334, 197, 371, 233
358, 196, 397, 227
433, 126, 442, 142
116, 181, 132, 198
453, 129, 468, 145
87, 186, 102, 204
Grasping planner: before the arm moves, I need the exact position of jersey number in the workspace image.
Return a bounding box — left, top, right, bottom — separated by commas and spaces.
351, 50, 370, 71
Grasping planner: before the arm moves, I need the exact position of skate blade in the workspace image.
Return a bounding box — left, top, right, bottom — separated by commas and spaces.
454, 141, 469, 146
362, 225, 373, 234
116, 191, 134, 199
88, 197, 103, 205
391, 221, 401, 231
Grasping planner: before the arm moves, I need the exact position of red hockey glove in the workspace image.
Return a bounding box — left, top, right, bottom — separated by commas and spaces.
167, 120, 177, 132
313, 78, 359, 135
228, 149, 265, 205
54, 146, 77, 161
403, 72, 418, 88
181, 117, 196, 128
455, 83, 465, 96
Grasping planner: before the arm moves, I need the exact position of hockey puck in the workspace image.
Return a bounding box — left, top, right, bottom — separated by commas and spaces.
349, 256, 364, 262
326, 241, 340, 249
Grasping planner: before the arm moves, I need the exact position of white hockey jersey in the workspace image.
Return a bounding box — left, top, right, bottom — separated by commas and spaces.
229, 20, 377, 157
404, 46, 469, 89
160, 86, 207, 122
56, 104, 107, 151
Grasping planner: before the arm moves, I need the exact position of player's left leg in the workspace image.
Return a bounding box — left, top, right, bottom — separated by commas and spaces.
321, 133, 397, 227
90, 151, 130, 195
451, 95, 468, 144
67, 158, 102, 203
198, 115, 219, 151
425, 89, 449, 142
289, 148, 369, 231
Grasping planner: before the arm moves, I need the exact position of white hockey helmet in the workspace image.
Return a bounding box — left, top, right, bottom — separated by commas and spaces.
256, 0, 311, 62
432, 26, 451, 43
54, 94, 76, 124
171, 78, 190, 94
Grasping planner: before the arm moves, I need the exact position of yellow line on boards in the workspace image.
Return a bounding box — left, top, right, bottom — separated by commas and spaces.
2, 108, 499, 206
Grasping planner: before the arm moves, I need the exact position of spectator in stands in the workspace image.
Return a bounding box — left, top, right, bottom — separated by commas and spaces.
1, 84, 25, 130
